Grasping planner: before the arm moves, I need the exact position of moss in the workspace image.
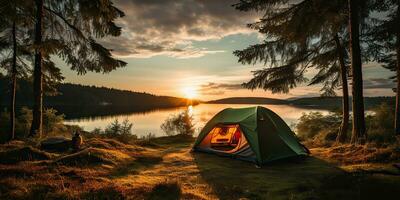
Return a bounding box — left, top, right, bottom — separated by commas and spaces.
0, 146, 53, 164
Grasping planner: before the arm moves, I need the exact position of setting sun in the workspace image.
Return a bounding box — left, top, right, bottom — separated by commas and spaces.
182, 87, 198, 99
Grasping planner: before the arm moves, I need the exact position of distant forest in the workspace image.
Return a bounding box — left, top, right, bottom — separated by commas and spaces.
207, 96, 395, 109
0, 77, 197, 119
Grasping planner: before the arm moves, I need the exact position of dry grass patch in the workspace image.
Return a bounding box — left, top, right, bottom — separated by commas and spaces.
54, 147, 130, 166
311, 144, 400, 165
0, 146, 54, 164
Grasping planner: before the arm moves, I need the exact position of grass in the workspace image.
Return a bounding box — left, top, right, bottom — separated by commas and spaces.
147, 181, 182, 200
0, 146, 54, 164
0, 135, 399, 199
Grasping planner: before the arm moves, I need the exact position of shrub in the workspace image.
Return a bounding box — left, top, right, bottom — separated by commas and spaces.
296, 111, 341, 140
160, 109, 195, 136
104, 119, 133, 137
0, 107, 68, 141
92, 119, 137, 143
296, 103, 398, 146
15, 107, 32, 136
42, 108, 67, 136
365, 103, 395, 144
141, 132, 156, 140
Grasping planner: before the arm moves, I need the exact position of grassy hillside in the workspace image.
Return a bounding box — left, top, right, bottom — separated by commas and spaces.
1, 135, 399, 199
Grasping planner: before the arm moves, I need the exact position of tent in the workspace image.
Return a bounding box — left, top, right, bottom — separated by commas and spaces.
193, 106, 308, 164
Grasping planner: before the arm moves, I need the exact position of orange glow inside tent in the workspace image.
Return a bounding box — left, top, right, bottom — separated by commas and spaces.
198, 124, 253, 155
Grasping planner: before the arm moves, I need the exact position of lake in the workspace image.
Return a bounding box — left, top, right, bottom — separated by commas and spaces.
64, 104, 329, 137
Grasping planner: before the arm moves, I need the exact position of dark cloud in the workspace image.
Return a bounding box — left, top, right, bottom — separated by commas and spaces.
103, 0, 257, 58
200, 82, 244, 95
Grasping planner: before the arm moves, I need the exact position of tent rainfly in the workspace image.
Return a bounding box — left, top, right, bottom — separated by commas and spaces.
193, 106, 308, 164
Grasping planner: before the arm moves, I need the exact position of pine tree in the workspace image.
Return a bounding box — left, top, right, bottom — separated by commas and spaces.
29, 0, 127, 137
366, 0, 400, 135
233, 0, 351, 142
348, 0, 366, 144
30, 0, 45, 137
0, 0, 33, 141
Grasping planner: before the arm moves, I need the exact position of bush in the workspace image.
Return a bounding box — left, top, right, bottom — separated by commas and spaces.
15, 107, 32, 136
160, 109, 195, 136
296, 111, 341, 141
0, 107, 68, 141
365, 103, 395, 144
42, 108, 67, 136
91, 119, 137, 143
104, 119, 133, 137
296, 103, 398, 146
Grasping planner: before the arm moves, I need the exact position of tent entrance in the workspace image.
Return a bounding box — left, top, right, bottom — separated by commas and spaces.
197, 124, 256, 161
210, 124, 242, 151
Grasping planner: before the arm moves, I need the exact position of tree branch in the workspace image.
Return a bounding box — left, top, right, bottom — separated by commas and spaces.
43, 6, 87, 41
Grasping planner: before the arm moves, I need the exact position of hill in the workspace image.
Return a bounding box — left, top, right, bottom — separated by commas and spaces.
288, 96, 395, 109
0, 78, 197, 118
207, 96, 395, 109
206, 97, 287, 104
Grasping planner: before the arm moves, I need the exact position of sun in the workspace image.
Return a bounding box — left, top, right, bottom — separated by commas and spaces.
182, 87, 198, 99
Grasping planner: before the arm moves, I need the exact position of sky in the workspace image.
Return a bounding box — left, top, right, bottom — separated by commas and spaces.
58, 0, 395, 101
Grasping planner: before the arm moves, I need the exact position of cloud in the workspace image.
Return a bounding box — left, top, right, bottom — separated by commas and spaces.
199, 82, 244, 95
104, 0, 258, 58
363, 78, 395, 89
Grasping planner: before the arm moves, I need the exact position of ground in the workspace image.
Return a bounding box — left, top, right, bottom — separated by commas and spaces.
1, 136, 400, 200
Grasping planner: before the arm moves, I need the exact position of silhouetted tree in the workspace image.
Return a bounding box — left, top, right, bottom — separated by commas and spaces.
29, 0, 127, 137
30, 0, 44, 137
0, 0, 33, 141
365, 0, 400, 135
233, 0, 351, 142
348, 0, 366, 144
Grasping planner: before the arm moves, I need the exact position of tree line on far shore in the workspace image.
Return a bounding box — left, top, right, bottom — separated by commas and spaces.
0, 77, 196, 108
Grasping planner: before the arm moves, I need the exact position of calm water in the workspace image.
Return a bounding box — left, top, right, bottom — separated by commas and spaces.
64, 104, 329, 137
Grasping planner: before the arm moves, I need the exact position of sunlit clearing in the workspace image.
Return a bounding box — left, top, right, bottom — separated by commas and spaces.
182, 87, 198, 99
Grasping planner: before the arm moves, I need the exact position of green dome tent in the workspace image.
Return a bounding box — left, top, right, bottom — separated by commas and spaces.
193, 106, 308, 164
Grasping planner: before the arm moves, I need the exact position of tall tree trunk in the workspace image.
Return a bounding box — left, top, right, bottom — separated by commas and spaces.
334, 34, 349, 143
9, 21, 17, 141
395, 0, 400, 135
348, 0, 366, 144
29, 0, 44, 137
